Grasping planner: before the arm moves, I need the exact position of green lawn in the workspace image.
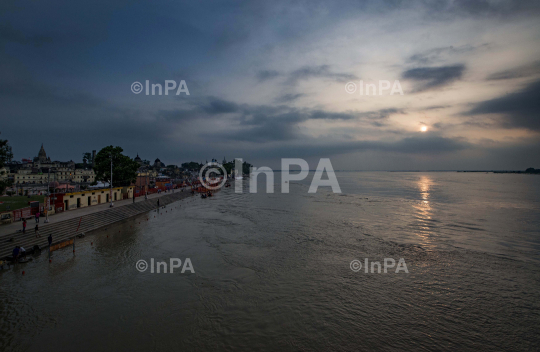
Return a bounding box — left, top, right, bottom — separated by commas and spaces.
0, 195, 45, 213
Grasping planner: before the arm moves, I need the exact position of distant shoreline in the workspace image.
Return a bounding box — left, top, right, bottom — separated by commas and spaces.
282, 169, 540, 173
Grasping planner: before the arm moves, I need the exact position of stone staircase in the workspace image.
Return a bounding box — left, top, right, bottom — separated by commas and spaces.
1, 192, 194, 259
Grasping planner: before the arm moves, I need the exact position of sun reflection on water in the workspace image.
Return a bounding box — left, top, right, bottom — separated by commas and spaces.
413, 175, 435, 248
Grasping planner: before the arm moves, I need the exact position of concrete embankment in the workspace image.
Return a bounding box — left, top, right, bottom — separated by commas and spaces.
0, 191, 194, 259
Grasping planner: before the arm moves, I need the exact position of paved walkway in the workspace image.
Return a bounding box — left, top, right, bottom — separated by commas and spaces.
0, 189, 195, 259
0, 188, 189, 239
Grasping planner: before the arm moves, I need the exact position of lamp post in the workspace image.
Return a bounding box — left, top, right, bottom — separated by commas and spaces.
109, 154, 113, 207
45, 168, 50, 223
52, 172, 56, 213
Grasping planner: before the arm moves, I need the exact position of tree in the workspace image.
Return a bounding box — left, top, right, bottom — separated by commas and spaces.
82, 152, 92, 165
242, 161, 252, 175
0, 138, 13, 194
214, 160, 252, 176
0, 138, 13, 168
0, 178, 9, 195
93, 146, 139, 187
181, 162, 203, 171
223, 161, 234, 175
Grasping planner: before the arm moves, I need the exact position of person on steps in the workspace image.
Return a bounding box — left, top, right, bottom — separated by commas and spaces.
12, 246, 20, 263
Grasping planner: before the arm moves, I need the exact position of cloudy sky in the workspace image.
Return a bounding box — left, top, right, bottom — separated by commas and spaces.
1, 0, 539, 170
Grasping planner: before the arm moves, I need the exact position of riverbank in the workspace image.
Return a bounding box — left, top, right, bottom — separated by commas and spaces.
0, 190, 194, 260
0, 189, 188, 237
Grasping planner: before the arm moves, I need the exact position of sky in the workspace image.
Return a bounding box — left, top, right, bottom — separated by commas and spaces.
1, 0, 539, 170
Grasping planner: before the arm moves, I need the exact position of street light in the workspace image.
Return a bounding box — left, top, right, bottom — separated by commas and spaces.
109, 154, 114, 207
45, 168, 50, 223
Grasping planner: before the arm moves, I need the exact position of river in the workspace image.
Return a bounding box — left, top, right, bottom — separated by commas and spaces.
1, 172, 539, 351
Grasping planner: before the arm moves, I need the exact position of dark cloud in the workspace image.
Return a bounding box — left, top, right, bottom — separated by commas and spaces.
0, 23, 53, 46
239, 134, 471, 160
389, 135, 469, 154
157, 108, 197, 121
329, 134, 468, 155
157, 96, 242, 121
408, 44, 488, 65
486, 61, 540, 80
207, 104, 405, 143
359, 108, 404, 120
309, 110, 358, 120
286, 65, 358, 85
402, 65, 465, 92
422, 0, 540, 18
258, 65, 357, 86
199, 97, 240, 114
274, 93, 304, 103
215, 122, 301, 143
256, 70, 280, 82
466, 79, 540, 131
417, 105, 451, 111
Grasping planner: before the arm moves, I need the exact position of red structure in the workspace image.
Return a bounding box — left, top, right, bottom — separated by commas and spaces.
155, 177, 171, 190
135, 174, 151, 197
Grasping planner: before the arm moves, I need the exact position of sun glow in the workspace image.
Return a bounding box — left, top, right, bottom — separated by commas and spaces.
420, 125, 428, 132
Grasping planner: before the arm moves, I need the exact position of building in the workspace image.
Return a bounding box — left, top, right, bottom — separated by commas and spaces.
52, 187, 129, 212
24, 144, 76, 170
154, 158, 164, 169
155, 176, 172, 189
0, 166, 8, 182
36, 143, 49, 164
136, 172, 151, 196
73, 169, 95, 183
10, 168, 95, 184
8, 144, 95, 184
134, 154, 143, 166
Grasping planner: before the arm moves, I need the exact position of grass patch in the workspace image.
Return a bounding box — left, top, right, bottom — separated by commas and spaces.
0, 195, 45, 212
